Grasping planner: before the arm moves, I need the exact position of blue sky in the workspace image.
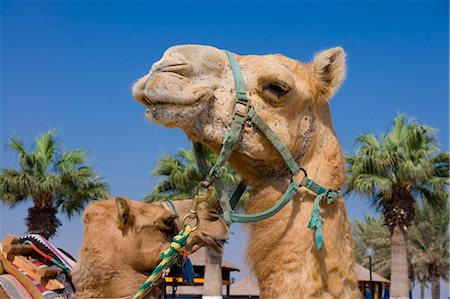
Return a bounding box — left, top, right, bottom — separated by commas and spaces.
1, 1, 448, 297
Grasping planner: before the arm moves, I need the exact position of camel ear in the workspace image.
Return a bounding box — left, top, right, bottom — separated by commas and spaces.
312, 47, 346, 98
115, 197, 133, 229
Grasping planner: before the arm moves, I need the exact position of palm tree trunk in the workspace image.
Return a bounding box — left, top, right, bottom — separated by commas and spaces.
419, 282, 425, 299
389, 224, 409, 298
202, 247, 223, 299
26, 206, 61, 239
430, 274, 440, 299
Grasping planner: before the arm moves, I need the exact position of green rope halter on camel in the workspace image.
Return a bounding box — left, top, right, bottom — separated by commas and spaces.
193, 50, 342, 250
132, 225, 192, 299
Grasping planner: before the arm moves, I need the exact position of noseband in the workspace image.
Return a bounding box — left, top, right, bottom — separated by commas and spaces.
193, 50, 341, 250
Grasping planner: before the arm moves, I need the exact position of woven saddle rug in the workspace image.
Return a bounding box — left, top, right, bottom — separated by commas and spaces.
0, 234, 76, 299
19, 234, 76, 273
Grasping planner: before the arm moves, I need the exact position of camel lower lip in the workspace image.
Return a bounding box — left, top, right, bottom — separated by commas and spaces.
142, 88, 213, 108
144, 101, 206, 128
143, 97, 197, 106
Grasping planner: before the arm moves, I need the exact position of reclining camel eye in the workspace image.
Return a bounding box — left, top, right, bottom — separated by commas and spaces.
156, 216, 176, 234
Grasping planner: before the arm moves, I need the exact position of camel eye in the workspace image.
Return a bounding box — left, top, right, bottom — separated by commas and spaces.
265, 83, 290, 97
152, 215, 176, 234
262, 82, 291, 102
161, 218, 175, 231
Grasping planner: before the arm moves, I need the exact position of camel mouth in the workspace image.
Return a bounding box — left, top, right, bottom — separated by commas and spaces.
133, 72, 212, 107
140, 90, 208, 107
205, 235, 227, 252
132, 68, 215, 128
185, 234, 227, 254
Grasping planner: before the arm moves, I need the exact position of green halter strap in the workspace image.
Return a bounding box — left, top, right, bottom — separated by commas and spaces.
193, 50, 340, 250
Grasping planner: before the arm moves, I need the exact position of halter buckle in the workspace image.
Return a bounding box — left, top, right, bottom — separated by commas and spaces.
234, 99, 250, 118
181, 181, 213, 231
292, 167, 308, 184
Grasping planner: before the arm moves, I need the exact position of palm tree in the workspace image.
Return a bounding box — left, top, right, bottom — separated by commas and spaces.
353, 216, 391, 279
146, 147, 242, 298
346, 115, 449, 297
353, 204, 449, 299
146, 148, 240, 205
0, 130, 110, 239
145, 149, 202, 203
353, 215, 419, 297
409, 203, 449, 299
412, 256, 430, 299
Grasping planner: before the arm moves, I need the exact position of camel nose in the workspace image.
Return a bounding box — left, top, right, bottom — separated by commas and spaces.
150, 52, 192, 77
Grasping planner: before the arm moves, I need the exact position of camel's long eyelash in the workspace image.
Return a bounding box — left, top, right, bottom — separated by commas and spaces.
264, 83, 290, 98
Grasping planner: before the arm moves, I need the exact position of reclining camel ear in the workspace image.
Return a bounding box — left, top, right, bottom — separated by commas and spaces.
312, 47, 346, 99
115, 196, 134, 230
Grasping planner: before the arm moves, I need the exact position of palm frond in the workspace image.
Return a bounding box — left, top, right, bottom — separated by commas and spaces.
353, 215, 391, 278
0, 168, 31, 206
56, 149, 87, 172
148, 146, 245, 205
35, 130, 58, 173
8, 136, 27, 156
409, 203, 449, 283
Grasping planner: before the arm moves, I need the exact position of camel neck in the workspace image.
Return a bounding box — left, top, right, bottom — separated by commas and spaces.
230, 123, 345, 193
73, 244, 161, 299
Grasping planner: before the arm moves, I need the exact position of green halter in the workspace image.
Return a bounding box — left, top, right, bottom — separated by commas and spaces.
193, 50, 340, 250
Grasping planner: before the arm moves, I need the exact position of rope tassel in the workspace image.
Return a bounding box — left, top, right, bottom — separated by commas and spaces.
181, 254, 195, 284
307, 190, 340, 250
307, 193, 325, 250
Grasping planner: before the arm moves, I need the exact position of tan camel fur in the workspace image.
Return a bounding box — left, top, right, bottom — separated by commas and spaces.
132, 45, 361, 298
72, 197, 229, 299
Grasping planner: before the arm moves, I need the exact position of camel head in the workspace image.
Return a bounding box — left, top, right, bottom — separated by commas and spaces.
79, 197, 229, 268
133, 44, 346, 183
73, 197, 228, 298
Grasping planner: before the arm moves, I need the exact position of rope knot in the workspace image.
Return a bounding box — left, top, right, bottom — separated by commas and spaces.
307, 193, 325, 250
307, 190, 340, 250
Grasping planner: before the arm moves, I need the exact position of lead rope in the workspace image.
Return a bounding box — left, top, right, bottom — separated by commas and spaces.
133, 183, 212, 299
132, 225, 192, 299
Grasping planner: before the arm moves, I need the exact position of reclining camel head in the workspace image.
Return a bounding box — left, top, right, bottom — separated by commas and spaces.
132, 44, 346, 184
73, 197, 229, 298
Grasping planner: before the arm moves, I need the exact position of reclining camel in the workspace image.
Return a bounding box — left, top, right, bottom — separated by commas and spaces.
0, 198, 228, 299
133, 45, 361, 298
73, 197, 229, 299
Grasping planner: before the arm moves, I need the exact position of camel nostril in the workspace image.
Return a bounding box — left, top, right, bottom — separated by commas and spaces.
152, 63, 192, 77
141, 95, 153, 105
